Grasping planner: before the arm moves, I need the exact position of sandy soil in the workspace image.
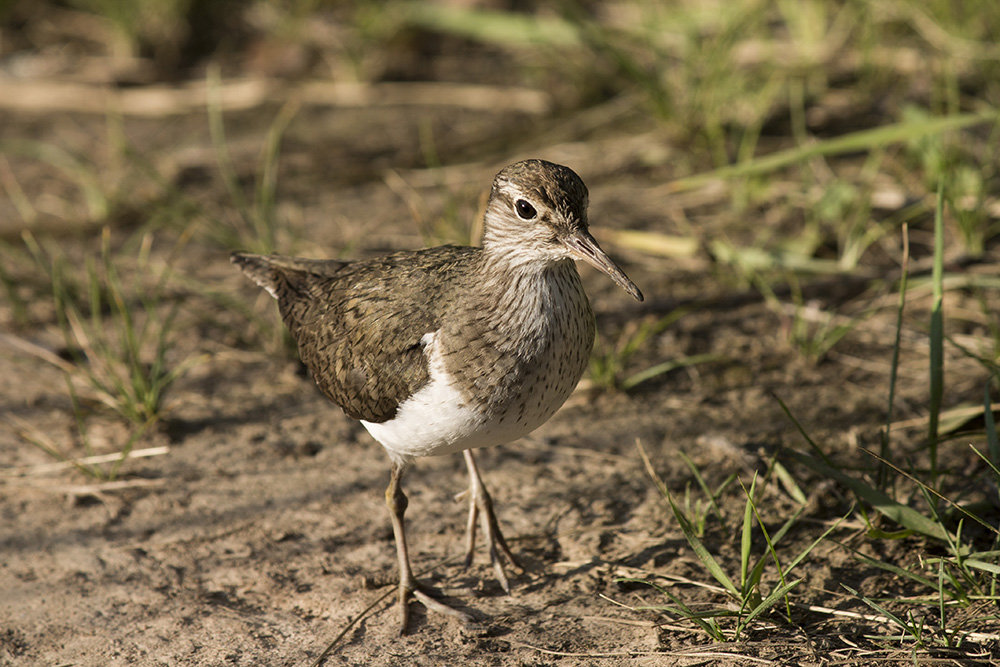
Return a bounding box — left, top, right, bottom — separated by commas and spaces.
2, 6, 999, 667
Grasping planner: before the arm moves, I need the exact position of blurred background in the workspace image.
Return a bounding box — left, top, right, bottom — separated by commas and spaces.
2, 0, 1000, 664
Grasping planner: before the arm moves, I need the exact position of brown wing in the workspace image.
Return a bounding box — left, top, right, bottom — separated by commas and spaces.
232, 247, 477, 423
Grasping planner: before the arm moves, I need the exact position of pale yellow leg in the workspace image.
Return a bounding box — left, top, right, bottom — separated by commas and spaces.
386, 462, 473, 633
462, 449, 522, 593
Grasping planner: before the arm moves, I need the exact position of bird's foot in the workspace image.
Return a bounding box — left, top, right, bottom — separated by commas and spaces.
458, 475, 523, 593
396, 577, 474, 634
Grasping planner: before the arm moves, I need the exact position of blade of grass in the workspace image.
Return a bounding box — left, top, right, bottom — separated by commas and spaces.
773, 392, 833, 463
0, 154, 37, 224
207, 65, 254, 249
951, 558, 1000, 576
612, 579, 726, 640
8, 415, 101, 479
740, 579, 801, 631
938, 559, 947, 640
636, 439, 741, 598
666, 110, 999, 193
0, 139, 108, 221
254, 98, 299, 253
678, 451, 725, 522
841, 584, 923, 643
739, 475, 797, 620
785, 449, 954, 543
740, 475, 755, 593
666, 491, 741, 598
622, 353, 721, 390
880, 224, 909, 489
108, 418, 155, 480
971, 446, 1000, 480
771, 460, 808, 505
928, 183, 945, 482
861, 448, 999, 538
784, 509, 851, 576
986, 382, 1000, 470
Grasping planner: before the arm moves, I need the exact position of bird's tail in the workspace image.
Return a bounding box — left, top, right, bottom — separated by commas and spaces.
231, 252, 284, 299
231, 252, 350, 300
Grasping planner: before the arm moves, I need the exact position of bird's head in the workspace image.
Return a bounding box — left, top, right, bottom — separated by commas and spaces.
483, 159, 643, 302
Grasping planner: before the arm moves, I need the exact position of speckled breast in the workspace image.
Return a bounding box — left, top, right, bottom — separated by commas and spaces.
442, 261, 596, 445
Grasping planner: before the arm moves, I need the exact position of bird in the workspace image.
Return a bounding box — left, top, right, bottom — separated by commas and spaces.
232, 158, 643, 633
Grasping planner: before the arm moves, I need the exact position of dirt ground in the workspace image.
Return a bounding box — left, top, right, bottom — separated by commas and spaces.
2, 4, 1000, 667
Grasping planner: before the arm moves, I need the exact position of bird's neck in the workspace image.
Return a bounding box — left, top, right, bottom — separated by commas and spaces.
473, 251, 585, 341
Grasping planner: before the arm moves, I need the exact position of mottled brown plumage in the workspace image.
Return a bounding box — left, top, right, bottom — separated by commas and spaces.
232, 159, 642, 633
234, 246, 477, 422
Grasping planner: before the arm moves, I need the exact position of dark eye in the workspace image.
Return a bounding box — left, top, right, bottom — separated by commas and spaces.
515, 199, 537, 220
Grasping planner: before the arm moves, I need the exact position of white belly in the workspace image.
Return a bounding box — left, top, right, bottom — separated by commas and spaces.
361, 331, 568, 466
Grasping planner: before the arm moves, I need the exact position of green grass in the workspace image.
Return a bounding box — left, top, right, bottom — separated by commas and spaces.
382, 6, 1000, 649
928, 184, 946, 483
615, 203, 999, 646
3, 0, 1000, 658
773, 205, 1000, 648
206, 66, 300, 255
0, 95, 297, 477
617, 440, 834, 641
9, 228, 202, 480
0, 138, 109, 223
588, 307, 722, 391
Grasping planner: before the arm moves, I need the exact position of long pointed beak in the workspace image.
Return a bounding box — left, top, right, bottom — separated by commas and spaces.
561, 229, 644, 302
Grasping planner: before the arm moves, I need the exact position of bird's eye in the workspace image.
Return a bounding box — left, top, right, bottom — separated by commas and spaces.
515, 199, 537, 220
514, 199, 538, 220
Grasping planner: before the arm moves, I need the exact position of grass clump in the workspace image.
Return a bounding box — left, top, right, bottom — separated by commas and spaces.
777, 198, 1000, 649
589, 307, 721, 391
614, 440, 831, 641
205, 67, 300, 255
7, 228, 201, 480
614, 191, 1000, 651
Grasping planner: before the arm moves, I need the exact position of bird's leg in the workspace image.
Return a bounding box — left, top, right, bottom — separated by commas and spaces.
461, 449, 522, 593
385, 462, 473, 634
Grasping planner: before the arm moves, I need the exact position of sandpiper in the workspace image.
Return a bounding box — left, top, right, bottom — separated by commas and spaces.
232, 159, 643, 633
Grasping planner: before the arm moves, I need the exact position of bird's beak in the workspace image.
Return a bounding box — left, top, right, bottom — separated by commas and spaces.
561, 229, 644, 302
